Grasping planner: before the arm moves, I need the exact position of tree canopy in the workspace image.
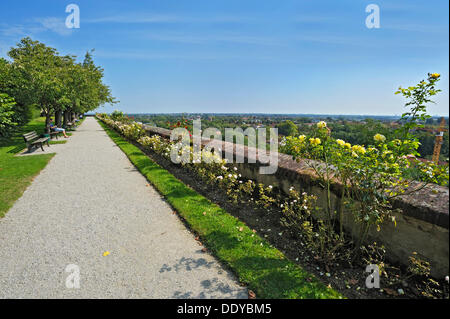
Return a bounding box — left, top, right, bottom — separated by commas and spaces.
0, 37, 115, 135
278, 120, 299, 136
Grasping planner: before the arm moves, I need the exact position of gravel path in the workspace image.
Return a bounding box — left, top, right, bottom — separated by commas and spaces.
0, 117, 247, 299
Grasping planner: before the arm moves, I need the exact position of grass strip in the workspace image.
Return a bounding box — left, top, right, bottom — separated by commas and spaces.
99, 119, 343, 299
0, 117, 54, 217
49, 140, 67, 145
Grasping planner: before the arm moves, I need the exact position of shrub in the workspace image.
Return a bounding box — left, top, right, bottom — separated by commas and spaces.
110, 110, 125, 121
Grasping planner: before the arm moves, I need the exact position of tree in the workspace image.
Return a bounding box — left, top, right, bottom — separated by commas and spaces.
278, 120, 299, 136
0, 93, 18, 137
5, 38, 116, 132
394, 73, 442, 149
0, 58, 39, 125
425, 118, 435, 125
61, 50, 116, 125
7, 37, 66, 133
79, 50, 116, 113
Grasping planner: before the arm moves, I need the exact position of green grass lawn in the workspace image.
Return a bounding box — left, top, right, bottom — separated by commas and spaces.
98, 119, 343, 299
0, 117, 55, 217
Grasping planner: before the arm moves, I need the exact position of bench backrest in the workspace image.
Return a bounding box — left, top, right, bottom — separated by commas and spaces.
23, 131, 39, 143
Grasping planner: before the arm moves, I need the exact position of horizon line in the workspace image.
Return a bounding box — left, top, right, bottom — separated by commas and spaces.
90, 111, 449, 118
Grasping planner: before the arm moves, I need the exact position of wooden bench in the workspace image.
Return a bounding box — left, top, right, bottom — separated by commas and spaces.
23, 131, 50, 152
50, 130, 63, 139
65, 122, 75, 130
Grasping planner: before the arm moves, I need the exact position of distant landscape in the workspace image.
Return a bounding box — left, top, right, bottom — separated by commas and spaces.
124, 113, 449, 162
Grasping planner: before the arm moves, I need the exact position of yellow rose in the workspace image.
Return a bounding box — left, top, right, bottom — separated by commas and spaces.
350, 145, 366, 154
344, 142, 351, 149
317, 121, 327, 129
373, 133, 386, 143
336, 139, 345, 146
431, 73, 440, 79
299, 135, 306, 142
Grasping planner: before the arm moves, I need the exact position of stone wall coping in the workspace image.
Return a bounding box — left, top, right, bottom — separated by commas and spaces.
142, 124, 449, 229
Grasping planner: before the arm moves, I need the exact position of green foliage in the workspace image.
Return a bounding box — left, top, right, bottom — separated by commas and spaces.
0, 58, 36, 125
402, 159, 449, 187
279, 74, 447, 263
6, 37, 65, 126
0, 37, 115, 133
0, 93, 18, 137
281, 118, 446, 260
278, 120, 299, 136
395, 73, 441, 144
77, 50, 116, 114
110, 110, 125, 121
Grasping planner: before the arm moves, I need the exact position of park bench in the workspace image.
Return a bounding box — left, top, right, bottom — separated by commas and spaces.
23, 131, 50, 152
50, 130, 63, 139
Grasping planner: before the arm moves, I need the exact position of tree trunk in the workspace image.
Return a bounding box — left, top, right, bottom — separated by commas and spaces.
55, 110, 62, 127
63, 110, 69, 127
45, 112, 51, 134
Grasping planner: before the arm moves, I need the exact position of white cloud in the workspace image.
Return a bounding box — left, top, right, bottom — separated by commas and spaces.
0, 25, 27, 37
84, 13, 249, 24
35, 17, 73, 36
0, 17, 73, 38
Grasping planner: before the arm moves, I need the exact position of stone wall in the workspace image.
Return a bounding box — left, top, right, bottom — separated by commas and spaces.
143, 125, 449, 278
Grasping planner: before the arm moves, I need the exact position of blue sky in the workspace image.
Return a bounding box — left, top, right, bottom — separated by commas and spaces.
1, 0, 448, 116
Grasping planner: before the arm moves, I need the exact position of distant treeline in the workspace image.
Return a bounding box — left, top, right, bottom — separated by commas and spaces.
129, 112, 448, 123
